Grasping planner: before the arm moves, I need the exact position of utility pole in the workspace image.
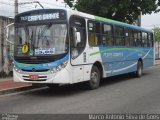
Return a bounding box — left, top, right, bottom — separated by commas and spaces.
137, 12, 141, 27
15, 0, 18, 16
14, 0, 44, 16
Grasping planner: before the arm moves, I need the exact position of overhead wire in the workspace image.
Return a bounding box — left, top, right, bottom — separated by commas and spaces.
0, 0, 67, 9
0, 1, 37, 9
27, 0, 66, 8
0, 1, 36, 17
0, 0, 67, 17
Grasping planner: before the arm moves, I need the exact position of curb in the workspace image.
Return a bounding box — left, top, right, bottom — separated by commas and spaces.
154, 63, 160, 66
0, 84, 45, 95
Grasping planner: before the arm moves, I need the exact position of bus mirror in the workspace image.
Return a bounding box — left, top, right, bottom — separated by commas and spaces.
6, 23, 14, 45
72, 27, 81, 47
76, 32, 81, 45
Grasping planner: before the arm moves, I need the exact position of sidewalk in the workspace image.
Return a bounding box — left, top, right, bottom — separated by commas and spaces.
0, 80, 32, 90
155, 59, 160, 65
0, 78, 32, 95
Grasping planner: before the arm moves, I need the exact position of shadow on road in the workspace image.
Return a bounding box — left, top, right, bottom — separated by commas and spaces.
101, 72, 149, 87
23, 72, 150, 97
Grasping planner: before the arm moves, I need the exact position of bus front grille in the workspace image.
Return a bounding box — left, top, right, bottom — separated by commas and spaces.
22, 75, 47, 81
21, 69, 50, 72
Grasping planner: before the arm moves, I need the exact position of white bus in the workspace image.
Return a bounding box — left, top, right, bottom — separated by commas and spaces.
11, 8, 154, 89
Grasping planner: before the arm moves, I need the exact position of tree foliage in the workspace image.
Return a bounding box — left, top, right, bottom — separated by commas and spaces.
64, 0, 160, 24
153, 27, 160, 41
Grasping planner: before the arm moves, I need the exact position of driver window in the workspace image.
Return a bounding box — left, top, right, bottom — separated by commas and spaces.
69, 16, 86, 59
69, 16, 86, 48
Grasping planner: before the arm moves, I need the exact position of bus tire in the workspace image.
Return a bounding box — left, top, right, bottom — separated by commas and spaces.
87, 66, 100, 90
136, 61, 143, 77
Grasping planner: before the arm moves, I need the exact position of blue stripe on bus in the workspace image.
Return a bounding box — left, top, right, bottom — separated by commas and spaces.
14, 53, 69, 71
98, 47, 154, 76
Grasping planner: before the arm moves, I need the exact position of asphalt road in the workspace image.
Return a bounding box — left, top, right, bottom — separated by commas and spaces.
0, 66, 160, 114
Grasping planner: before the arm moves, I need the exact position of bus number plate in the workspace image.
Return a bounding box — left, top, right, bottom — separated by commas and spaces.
29, 75, 39, 80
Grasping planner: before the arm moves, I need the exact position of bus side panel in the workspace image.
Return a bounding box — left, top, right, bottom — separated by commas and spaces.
104, 60, 137, 77
95, 47, 154, 77
142, 48, 154, 69
71, 47, 101, 83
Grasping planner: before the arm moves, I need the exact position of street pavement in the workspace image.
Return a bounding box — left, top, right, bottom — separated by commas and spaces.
0, 65, 160, 114
0, 60, 159, 95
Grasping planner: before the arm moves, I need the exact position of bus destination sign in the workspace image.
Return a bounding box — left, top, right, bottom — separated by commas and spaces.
15, 10, 66, 23
20, 13, 60, 22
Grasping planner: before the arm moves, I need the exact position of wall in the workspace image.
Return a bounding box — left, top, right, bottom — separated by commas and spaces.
0, 16, 13, 76
155, 41, 160, 60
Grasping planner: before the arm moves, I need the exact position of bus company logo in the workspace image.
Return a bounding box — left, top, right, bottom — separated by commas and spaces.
103, 52, 124, 58
32, 68, 36, 72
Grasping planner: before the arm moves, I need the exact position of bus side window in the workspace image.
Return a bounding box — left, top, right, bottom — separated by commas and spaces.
96, 22, 101, 45
88, 21, 101, 46
129, 29, 134, 47
114, 26, 125, 46
88, 22, 95, 46
148, 33, 154, 47
142, 32, 148, 48
102, 24, 113, 46
125, 28, 131, 47
137, 31, 142, 47
133, 31, 137, 47
133, 31, 142, 47
125, 29, 134, 47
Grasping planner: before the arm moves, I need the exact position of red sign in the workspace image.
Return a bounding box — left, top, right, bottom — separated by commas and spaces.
29, 75, 39, 80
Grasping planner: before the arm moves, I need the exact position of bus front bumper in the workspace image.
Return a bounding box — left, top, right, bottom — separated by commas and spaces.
13, 68, 71, 84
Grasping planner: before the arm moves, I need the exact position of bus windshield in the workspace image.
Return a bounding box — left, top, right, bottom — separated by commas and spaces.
15, 23, 68, 56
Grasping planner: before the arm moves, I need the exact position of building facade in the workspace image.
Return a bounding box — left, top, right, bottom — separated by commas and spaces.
155, 41, 160, 60
0, 16, 14, 76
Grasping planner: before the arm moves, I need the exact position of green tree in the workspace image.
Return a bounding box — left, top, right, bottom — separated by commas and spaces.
153, 27, 160, 41
64, 0, 160, 24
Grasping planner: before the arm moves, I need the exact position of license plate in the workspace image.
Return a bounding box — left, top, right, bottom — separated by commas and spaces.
29, 75, 39, 80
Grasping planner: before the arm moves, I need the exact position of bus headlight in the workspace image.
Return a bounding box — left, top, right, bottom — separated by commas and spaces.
50, 61, 68, 73
56, 66, 61, 71
50, 68, 57, 73
60, 61, 68, 68
50, 70, 55, 74
14, 66, 22, 73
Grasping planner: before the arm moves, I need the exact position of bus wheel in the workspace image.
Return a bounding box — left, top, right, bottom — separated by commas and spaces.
88, 66, 100, 90
136, 61, 143, 77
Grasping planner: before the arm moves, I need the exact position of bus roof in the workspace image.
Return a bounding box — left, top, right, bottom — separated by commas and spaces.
66, 9, 152, 33
16, 8, 152, 33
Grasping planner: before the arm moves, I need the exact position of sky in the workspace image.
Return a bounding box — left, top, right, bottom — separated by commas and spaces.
0, 0, 160, 30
